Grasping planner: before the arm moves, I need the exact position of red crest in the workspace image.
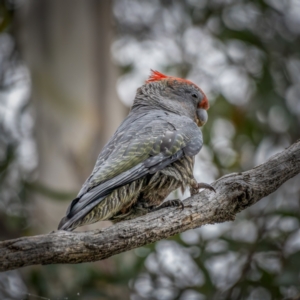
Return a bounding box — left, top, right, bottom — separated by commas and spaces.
146, 70, 169, 83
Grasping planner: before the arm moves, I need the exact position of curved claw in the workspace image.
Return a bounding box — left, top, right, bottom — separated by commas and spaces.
197, 182, 216, 193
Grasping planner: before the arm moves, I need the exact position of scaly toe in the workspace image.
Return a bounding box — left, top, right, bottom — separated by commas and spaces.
149, 199, 184, 212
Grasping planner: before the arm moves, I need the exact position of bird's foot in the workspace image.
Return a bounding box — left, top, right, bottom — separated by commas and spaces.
149, 199, 184, 212
190, 182, 216, 196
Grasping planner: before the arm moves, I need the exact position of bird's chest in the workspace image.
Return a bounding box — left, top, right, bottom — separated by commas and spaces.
142, 156, 195, 206
160, 155, 195, 186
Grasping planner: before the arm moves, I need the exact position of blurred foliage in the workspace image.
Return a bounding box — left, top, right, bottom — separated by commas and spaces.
1, 0, 300, 299
0, 0, 30, 240
113, 1, 300, 299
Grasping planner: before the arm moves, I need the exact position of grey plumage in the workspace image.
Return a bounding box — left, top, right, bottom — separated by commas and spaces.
58, 71, 212, 231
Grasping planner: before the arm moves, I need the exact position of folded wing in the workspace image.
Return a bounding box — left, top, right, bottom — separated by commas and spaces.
58, 111, 203, 230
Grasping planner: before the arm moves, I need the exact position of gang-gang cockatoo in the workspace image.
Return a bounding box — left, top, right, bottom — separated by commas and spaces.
58, 70, 215, 231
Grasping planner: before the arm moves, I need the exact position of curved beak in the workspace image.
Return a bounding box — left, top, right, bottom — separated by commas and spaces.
196, 108, 208, 127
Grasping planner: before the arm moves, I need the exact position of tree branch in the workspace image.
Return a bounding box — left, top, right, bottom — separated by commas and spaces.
1, 141, 300, 272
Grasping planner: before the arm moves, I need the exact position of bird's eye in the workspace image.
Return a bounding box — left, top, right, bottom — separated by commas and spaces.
192, 93, 198, 98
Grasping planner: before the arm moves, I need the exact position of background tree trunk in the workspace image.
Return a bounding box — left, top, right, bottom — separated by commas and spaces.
16, 0, 126, 233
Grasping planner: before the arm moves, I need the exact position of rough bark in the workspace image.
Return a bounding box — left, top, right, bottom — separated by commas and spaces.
0, 141, 299, 272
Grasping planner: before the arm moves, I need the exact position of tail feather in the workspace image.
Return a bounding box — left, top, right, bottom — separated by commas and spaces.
58, 196, 105, 230
66, 197, 80, 217
57, 197, 80, 231
58, 216, 73, 231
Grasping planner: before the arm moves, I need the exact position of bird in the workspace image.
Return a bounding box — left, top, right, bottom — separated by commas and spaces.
58, 70, 215, 231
